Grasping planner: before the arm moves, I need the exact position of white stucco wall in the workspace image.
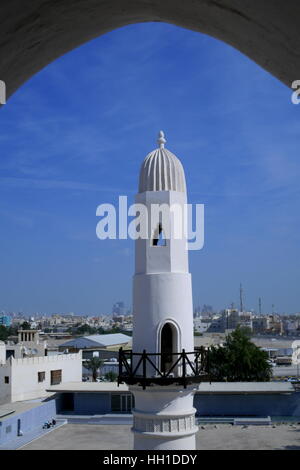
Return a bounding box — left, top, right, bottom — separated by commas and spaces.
0, 352, 82, 403
0, 341, 6, 364
131, 384, 198, 450
0, 362, 11, 405
133, 272, 194, 355
134, 191, 188, 275
292, 340, 300, 364
132, 190, 194, 358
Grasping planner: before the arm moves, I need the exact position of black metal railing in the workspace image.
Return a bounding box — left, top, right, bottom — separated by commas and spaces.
118, 347, 210, 389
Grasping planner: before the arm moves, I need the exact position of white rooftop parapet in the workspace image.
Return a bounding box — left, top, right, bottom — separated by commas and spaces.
11, 351, 82, 365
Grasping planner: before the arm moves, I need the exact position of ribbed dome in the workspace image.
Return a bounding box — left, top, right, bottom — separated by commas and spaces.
139, 131, 186, 193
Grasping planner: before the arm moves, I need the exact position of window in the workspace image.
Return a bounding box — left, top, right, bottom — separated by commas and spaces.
161, 323, 174, 373
38, 371, 46, 383
4, 376, 9, 384
111, 394, 120, 412
160, 322, 179, 374
111, 394, 134, 413
61, 393, 74, 411
152, 224, 166, 247
50, 369, 62, 385
6, 350, 14, 360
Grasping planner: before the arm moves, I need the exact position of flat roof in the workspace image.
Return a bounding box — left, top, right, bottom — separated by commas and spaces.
59, 333, 132, 349
194, 335, 224, 348
0, 398, 54, 422
46, 381, 294, 394
46, 381, 129, 393
197, 382, 294, 394
252, 338, 296, 349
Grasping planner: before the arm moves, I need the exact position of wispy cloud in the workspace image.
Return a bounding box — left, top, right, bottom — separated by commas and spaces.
0, 207, 34, 229
0, 176, 125, 192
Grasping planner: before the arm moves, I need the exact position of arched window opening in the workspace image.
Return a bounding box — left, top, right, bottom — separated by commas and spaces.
152, 223, 166, 246
161, 323, 176, 373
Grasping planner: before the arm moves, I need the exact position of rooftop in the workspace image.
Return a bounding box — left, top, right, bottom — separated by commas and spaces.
59, 333, 132, 350
0, 398, 53, 422
197, 382, 294, 394
46, 381, 129, 393
20, 422, 300, 451
46, 381, 294, 394
252, 338, 300, 349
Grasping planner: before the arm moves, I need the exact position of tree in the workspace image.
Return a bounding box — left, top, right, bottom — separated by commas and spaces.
75, 324, 97, 336
208, 327, 272, 382
7, 325, 18, 338
83, 357, 104, 382
238, 326, 253, 338
0, 325, 7, 341
194, 331, 203, 337
101, 327, 122, 334
0, 325, 18, 342
20, 321, 31, 330
104, 371, 118, 382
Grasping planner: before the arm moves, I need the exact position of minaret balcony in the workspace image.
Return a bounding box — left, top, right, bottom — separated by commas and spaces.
118, 347, 210, 390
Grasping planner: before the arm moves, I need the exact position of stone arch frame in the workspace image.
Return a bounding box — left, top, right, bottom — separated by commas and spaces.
0, 1, 296, 101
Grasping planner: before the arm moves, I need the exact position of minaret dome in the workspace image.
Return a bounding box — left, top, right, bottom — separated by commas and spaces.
138, 131, 187, 193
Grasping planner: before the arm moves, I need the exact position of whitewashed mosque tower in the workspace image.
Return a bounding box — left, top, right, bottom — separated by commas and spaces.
118, 131, 207, 450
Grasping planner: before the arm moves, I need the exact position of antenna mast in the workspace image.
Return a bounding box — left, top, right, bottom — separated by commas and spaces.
239, 283, 244, 313
259, 297, 262, 315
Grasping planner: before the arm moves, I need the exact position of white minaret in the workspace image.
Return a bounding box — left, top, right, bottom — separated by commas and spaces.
119, 131, 199, 450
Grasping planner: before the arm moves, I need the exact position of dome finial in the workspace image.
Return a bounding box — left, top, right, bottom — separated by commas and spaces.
157, 130, 166, 149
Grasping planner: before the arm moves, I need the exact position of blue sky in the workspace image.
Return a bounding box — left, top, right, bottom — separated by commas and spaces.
0, 23, 299, 315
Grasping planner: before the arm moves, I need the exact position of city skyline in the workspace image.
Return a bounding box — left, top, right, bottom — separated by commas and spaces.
0, 295, 298, 318
0, 23, 299, 314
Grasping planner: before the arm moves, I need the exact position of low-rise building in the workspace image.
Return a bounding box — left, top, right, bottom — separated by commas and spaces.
4, 330, 47, 360
45, 381, 300, 419
194, 318, 211, 334
0, 351, 82, 404
0, 315, 11, 327
59, 333, 132, 360
253, 338, 300, 365
101, 358, 119, 376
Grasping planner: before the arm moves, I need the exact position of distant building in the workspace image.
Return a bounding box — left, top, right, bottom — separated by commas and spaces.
283, 319, 300, 336
0, 315, 11, 327
201, 305, 213, 315
59, 333, 132, 360
113, 315, 125, 324
252, 316, 269, 333
101, 358, 119, 376
250, 337, 300, 365
3, 330, 47, 361
267, 315, 284, 335
207, 310, 255, 333
112, 301, 126, 317
194, 305, 213, 319
226, 309, 240, 330
194, 318, 211, 333
207, 314, 226, 333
